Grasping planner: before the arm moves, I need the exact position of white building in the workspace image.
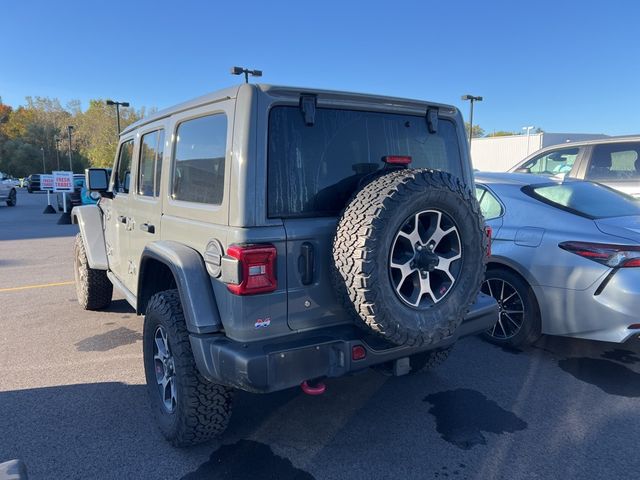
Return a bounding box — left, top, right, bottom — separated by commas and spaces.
470, 132, 609, 171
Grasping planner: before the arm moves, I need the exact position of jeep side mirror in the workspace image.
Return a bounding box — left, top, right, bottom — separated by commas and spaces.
86, 168, 109, 192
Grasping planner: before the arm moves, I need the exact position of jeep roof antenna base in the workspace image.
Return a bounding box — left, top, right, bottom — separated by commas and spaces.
231, 66, 263, 84
299, 94, 317, 126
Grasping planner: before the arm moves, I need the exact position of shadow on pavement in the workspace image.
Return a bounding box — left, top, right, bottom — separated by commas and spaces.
0, 190, 78, 241
75, 327, 142, 352
0, 382, 302, 480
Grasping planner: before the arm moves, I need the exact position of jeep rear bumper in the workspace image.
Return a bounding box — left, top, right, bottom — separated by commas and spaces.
189, 293, 497, 393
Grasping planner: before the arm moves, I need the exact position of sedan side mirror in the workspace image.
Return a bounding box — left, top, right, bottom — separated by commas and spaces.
85, 168, 109, 192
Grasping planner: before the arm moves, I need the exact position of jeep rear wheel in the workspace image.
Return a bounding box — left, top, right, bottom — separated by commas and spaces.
143, 289, 233, 447
74, 233, 112, 310
332, 169, 486, 347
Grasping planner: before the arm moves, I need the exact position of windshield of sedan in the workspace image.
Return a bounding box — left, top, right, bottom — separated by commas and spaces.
524, 181, 640, 219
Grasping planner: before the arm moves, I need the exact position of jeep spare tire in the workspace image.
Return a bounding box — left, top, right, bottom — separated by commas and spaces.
332, 169, 487, 347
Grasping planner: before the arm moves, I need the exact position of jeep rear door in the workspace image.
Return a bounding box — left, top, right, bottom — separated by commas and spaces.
268, 104, 466, 332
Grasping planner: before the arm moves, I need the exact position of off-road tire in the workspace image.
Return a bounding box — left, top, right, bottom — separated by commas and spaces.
74, 233, 112, 310
409, 347, 453, 373
143, 290, 233, 447
6, 189, 16, 206
332, 169, 487, 347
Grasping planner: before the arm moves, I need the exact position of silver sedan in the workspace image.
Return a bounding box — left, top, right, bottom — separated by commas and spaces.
475, 172, 640, 348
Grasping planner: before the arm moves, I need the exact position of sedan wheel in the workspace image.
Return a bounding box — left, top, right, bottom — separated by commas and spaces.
480, 269, 541, 348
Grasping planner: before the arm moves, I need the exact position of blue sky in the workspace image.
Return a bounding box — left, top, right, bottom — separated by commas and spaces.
1, 0, 638, 135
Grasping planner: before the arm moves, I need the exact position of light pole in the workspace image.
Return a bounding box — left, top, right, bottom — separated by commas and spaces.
54, 136, 61, 170
230, 66, 262, 83
40, 147, 46, 173
522, 126, 535, 155
106, 100, 130, 134
461, 94, 483, 145
67, 126, 74, 172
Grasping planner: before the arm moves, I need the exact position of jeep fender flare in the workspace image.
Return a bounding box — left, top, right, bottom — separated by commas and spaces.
71, 205, 108, 270
138, 241, 223, 334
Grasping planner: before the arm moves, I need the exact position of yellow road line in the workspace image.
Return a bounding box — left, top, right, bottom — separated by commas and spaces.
0, 281, 74, 293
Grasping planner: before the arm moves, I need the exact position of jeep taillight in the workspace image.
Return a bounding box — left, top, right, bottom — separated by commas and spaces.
226, 244, 277, 295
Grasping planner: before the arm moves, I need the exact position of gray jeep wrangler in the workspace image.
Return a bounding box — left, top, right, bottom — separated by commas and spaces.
73, 84, 497, 446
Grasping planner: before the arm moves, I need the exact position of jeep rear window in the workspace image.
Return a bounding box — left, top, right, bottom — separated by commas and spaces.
267, 106, 463, 218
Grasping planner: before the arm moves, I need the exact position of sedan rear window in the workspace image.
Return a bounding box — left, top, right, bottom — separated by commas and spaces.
268, 106, 463, 218
524, 181, 640, 219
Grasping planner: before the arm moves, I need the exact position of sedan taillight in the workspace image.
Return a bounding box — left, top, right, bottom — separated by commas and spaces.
559, 241, 640, 268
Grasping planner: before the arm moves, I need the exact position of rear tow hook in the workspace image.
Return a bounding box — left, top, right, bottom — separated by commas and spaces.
301, 379, 326, 395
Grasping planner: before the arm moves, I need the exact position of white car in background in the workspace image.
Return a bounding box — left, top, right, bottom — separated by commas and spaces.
0, 173, 17, 206
510, 136, 640, 198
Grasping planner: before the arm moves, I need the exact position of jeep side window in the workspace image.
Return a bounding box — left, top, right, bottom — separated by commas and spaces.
137, 130, 164, 197
114, 139, 134, 194
520, 147, 579, 175
172, 114, 227, 205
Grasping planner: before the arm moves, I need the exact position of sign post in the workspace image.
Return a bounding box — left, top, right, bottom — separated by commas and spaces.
40, 174, 56, 214
53, 171, 74, 224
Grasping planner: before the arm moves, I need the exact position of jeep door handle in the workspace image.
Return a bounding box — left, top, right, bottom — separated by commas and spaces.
118, 215, 127, 224
140, 223, 155, 234
298, 242, 315, 285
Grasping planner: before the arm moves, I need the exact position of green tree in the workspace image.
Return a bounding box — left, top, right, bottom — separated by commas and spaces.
74, 99, 143, 167
464, 122, 485, 138
486, 131, 517, 137
0, 96, 151, 176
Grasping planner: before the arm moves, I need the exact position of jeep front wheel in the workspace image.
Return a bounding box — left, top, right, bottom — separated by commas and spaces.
143, 290, 233, 447
74, 233, 112, 310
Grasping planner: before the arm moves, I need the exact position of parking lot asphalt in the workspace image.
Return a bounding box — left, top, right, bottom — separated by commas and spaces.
1, 190, 639, 480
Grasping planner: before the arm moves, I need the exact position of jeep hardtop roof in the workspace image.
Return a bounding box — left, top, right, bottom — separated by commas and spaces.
121, 84, 460, 136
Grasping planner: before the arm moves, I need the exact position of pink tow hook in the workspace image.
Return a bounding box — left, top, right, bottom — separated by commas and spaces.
300, 379, 326, 395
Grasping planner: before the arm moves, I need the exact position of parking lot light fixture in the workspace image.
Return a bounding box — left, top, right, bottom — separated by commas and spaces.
106, 100, 130, 135
67, 126, 74, 172
54, 136, 61, 170
40, 147, 45, 173
461, 94, 483, 145
230, 66, 263, 83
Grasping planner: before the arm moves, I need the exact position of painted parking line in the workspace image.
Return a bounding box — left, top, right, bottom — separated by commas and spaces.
0, 281, 74, 293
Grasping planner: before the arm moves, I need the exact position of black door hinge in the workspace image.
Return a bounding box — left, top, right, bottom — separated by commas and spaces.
427, 107, 439, 133
300, 94, 318, 126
